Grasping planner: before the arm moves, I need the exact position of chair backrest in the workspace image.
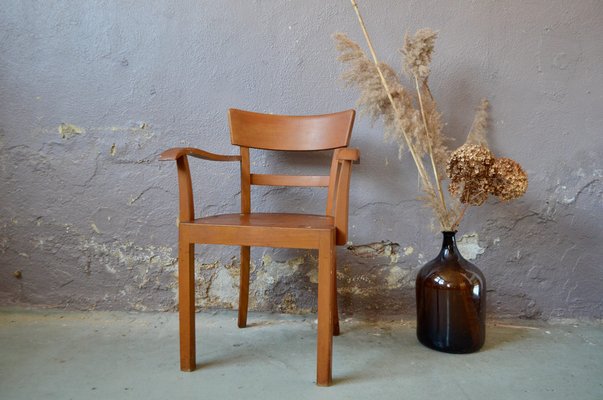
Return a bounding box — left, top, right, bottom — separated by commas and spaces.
228, 108, 356, 244
229, 108, 354, 151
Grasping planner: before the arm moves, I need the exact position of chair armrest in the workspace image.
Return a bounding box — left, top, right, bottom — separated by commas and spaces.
160, 147, 240, 223
336, 148, 360, 164
159, 147, 241, 162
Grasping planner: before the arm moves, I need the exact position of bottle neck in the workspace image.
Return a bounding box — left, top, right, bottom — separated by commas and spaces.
440, 231, 458, 258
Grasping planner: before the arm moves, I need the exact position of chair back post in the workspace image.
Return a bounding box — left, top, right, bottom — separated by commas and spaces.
240, 147, 251, 213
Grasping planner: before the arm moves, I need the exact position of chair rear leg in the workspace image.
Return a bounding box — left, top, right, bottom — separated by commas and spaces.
316, 231, 335, 386
238, 246, 251, 328
179, 240, 196, 371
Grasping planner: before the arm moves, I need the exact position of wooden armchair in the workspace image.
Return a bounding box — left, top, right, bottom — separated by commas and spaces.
159, 108, 358, 386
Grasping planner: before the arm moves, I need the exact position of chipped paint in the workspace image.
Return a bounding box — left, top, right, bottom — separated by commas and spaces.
0, 236, 7, 254
205, 267, 239, 308
457, 233, 485, 260
254, 255, 303, 288
58, 123, 84, 139
417, 253, 425, 267
79, 238, 176, 277
386, 266, 406, 289
277, 293, 295, 312
193, 253, 310, 311
347, 241, 400, 264
306, 267, 318, 284
90, 223, 100, 234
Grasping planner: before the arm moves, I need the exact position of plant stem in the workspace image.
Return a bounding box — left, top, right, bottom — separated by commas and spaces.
451, 203, 469, 231
349, 0, 444, 230
414, 76, 450, 228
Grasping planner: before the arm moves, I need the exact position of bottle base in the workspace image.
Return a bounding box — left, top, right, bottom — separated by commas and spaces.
417, 333, 484, 354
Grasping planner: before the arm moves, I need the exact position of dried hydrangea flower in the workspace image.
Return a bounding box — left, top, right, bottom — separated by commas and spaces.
449, 181, 489, 206
401, 29, 438, 79
446, 144, 495, 205
489, 157, 528, 200
447, 144, 494, 182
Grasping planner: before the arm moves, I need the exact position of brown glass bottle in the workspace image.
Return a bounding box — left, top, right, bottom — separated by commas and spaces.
416, 231, 486, 353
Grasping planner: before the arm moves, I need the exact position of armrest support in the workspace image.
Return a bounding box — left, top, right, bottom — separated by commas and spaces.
160, 147, 241, 162
328, 147, 361, 245
336, 147, 360, 164
160, 147, 240, 224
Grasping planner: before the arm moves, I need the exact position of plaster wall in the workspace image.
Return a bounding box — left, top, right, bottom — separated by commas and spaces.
1, 0, 601, 320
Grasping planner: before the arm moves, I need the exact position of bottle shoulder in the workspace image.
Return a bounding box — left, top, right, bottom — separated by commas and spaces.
417, 255, 485, 287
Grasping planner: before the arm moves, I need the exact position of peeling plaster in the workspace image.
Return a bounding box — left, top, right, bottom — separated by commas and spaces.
347, 241, 400, 264
457, 233, 485, 260
79, 238, 178, 302
385, 266, 409, 289
306, 267, 318, 284
257, 254, 303, 285
252, 255, 306, 310
194, 254, 310, 312
58, 123, 84, 139
79, 239, 176, 270
90, 223, 101, 234
204, 266, 239, 308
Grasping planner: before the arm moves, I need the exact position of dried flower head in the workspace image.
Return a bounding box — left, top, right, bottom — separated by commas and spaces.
447, 144, 495, 205
402, 29, 438, 79
448, 181, 489, 206
335, 32, 421, 155
489, 157, 528, 200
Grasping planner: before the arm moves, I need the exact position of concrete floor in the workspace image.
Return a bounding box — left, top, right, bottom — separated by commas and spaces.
0, 308, 602, 400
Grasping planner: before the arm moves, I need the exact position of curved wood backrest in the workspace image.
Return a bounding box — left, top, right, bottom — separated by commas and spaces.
228, 109, 355, 151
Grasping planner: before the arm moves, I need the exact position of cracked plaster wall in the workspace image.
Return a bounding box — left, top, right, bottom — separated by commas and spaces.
1, 1, 602, 320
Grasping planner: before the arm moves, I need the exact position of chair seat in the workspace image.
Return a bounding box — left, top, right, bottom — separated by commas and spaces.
193, 213, 335, 230
181, 213, 336, 249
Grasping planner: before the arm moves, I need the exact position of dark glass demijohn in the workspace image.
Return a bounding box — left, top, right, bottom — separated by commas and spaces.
416, 231, 486, 353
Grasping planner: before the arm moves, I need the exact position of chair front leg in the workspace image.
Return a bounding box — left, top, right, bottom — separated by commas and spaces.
179, 239, 196, 371
316, 229, 336, 386
332, 249, 340, 337
238, 246, 251, 328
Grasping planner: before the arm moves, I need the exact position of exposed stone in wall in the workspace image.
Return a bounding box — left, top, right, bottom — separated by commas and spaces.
347, 241, 400, 264
187, 244, 417, 317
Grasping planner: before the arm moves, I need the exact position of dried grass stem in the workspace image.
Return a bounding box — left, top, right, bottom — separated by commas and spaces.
414, 76, 449, 227
350, 0, 446, 230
